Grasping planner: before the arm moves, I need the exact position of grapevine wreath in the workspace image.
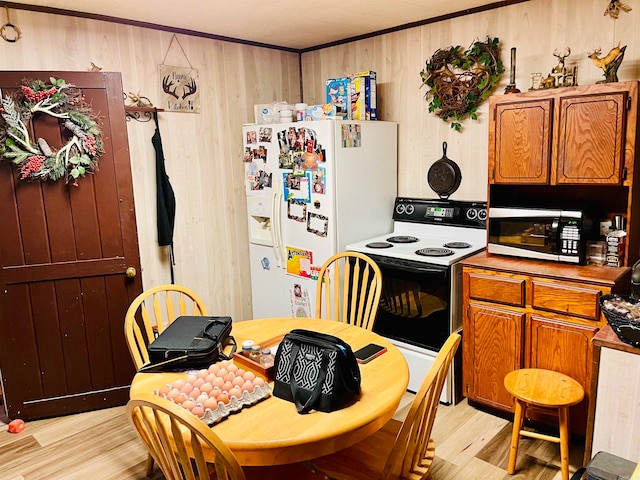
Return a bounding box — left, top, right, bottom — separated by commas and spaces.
420, 37, 504, 131
0, 77, 104, 185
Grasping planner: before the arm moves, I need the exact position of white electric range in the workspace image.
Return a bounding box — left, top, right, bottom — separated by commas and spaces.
347, 197, 487, 402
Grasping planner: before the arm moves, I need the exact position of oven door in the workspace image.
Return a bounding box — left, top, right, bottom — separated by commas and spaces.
368, 254, 451, 352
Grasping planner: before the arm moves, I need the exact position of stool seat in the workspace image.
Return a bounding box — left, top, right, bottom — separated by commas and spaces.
504, 368, 584, 408
504, 368, 585, 480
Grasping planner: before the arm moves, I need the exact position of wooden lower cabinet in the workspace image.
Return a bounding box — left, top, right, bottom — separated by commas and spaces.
465, 304, 524, 410
526, 315, 597, 433
461, 253, 630, 437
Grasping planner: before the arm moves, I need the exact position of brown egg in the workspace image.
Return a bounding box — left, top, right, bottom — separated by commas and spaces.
166, 388, 181, 401
232, 376, 245, 387
182, 399, 195, 411
253, 377, 265, 388
241, 381, 254, 393
186, 374, 198, 384
216, 392, 229, 404
172, 379, 186, 390
217, 368, 228, 378
200, 382, 213, 394
158, 384, 171, 397
228, 387, 242, 399
211, 376, 225, 388
197, 369, 209, 379
190, 387, 202, 400
181, 383, 194, 396
195, 393, 209, 404
222, 381, 234, 392
203, 397, 218, 410
193, 378, 205, 389
242, 371, 256, 382
191, 405, 205, 418
208, 364, 220, 375
227, 364, 239, 373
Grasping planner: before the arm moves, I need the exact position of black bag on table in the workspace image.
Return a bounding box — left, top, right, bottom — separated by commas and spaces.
141, 316, 236, 372
273, 329, 361, 414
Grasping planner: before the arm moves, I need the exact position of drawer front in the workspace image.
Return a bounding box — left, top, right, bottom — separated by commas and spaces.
531, 280, 602, 319
468, 272, 525, 307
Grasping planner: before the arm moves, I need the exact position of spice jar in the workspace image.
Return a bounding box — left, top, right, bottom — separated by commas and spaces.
241, 340, 254, 354
249, 344, 262, 363
260, 348, 274, 368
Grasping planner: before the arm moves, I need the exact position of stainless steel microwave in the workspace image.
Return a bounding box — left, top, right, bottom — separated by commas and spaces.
488, 207, 590, 264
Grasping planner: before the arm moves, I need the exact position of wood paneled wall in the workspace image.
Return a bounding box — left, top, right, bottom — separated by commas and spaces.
0, 10, 300, 322
0, 0, 639, 322
302, 0, 640, 201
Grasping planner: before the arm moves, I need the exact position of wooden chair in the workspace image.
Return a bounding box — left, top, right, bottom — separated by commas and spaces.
311, 332, 461, 480
124, 284, 208, 370
315, 252, 383, 331
504, 368, 585, 480
127, 393, 322, 480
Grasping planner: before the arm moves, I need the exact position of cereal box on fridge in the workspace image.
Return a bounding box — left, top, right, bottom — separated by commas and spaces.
326, 77, 350, 119
349, 71, 377, 120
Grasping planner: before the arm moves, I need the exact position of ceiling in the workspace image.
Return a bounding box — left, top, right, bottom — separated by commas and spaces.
4, 0, 526, 51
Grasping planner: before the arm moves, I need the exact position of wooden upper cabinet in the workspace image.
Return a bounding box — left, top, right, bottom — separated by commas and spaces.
489, 83, 635, 186
554, 92, 627, 184
490, 98, 552, 184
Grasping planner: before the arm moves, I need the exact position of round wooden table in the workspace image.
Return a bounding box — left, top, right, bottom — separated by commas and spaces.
130, 317, 409, 466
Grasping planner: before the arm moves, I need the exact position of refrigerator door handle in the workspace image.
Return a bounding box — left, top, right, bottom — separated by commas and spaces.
274, 187, 285, 267
271, 184, 283, 267
270, 184, 281, 266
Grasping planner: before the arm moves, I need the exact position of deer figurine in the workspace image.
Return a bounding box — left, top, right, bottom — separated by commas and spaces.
553, 47, 571, 73
588, 43, 627, 83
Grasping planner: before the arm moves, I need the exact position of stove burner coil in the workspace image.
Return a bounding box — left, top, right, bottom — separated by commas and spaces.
365, 241, 393, 249
386, 235, 419, 244
415, 247, 455, 257
443, 241, 471, 249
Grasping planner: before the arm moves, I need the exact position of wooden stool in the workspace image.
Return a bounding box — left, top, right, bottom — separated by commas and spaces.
504, 368, 584, 480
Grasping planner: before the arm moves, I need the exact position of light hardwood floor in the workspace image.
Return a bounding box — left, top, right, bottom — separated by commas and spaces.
0, 394, 585, 480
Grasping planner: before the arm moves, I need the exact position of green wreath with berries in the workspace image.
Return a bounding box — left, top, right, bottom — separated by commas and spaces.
0, 77, 104, 185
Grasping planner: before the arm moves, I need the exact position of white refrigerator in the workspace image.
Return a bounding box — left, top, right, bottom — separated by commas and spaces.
243, 120, 397, 319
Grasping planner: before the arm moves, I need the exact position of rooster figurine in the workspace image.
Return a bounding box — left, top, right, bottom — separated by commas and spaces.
604, 0, 632, 18
588, 43, 627, 83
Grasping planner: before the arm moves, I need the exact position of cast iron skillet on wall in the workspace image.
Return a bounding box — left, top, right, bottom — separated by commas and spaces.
427, 142, 462, 199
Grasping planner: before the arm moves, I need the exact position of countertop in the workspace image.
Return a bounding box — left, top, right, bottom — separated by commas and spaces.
460, 251, 631, 287
593, 324, 640, 355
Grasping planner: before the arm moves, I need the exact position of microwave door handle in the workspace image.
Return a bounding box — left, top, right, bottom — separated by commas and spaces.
552, 218, 560, 249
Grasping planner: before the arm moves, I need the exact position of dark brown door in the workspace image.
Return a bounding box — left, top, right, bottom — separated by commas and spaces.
0, 71, 142, 420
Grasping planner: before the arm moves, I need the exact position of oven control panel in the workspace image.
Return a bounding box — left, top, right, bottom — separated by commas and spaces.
393, 197, 487, 228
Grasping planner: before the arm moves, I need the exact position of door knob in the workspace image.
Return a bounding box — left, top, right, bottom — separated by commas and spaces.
126, 266, 137, 278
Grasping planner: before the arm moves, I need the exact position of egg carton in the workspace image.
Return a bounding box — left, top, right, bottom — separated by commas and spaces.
201, 384, 271, 424
156, 383, 271, 425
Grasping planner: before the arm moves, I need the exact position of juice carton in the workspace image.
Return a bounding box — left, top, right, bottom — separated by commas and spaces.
326, 77, 350, 119
349, 71, 377, 120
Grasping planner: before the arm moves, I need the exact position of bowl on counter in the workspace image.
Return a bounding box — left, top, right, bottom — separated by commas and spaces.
599, 294, 640, 348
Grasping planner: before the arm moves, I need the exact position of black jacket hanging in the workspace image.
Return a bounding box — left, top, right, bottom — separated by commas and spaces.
152, 109, 176, 282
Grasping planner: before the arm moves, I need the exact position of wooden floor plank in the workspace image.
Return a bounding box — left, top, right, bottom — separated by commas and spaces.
0, 396, 586, 480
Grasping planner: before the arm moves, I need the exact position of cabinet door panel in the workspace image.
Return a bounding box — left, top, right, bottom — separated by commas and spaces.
555, 92, 627, 185
465, 303, 524, 410
490, 98, 552, 184
527, 315, 597, 434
